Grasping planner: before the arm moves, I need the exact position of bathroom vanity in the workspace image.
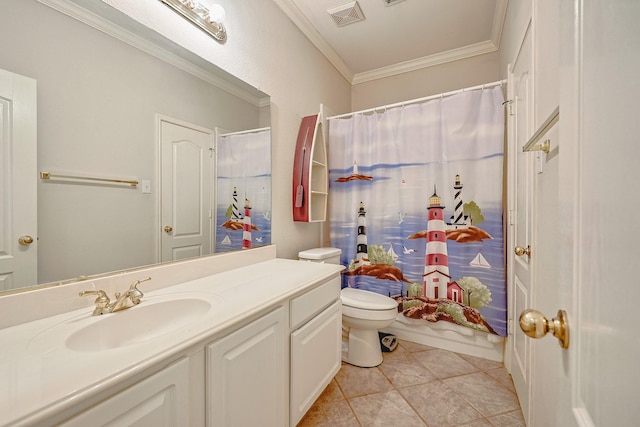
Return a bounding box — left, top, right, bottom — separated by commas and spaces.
0, 246, 343, 426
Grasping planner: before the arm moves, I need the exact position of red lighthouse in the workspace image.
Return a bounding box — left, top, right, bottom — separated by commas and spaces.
242, 199, 252, 249
423, 187, 451, 298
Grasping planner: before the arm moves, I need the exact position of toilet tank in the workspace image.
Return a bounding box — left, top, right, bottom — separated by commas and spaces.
298, 247, 342, 265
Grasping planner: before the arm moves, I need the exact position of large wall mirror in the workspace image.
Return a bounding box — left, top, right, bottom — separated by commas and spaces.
0, 0, 271, 293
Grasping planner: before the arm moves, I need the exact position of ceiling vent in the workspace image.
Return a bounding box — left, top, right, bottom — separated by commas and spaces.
384, 0, 407, 5
328, 1, 365, 27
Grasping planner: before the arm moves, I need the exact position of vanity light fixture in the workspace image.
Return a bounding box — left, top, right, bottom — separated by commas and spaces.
159, 0, 227, 42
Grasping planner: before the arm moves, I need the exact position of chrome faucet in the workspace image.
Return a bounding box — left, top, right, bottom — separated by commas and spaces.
80, 277, 152, 315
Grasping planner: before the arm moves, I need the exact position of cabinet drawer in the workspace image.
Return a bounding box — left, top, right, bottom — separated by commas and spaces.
290, 276, 340, 330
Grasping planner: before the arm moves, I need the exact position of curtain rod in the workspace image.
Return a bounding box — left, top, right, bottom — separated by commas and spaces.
219, 126, 271, 138
327, 79, 506, 121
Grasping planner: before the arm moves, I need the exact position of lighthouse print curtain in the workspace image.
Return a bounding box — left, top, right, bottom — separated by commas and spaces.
327, 86, 507, 336
216, 127, 271, 252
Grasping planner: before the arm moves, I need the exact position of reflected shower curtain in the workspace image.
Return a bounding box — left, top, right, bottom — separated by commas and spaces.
216, 127, 271, 252
328, 86, 506, 336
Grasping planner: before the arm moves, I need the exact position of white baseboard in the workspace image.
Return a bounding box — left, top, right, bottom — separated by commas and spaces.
382, 315, 505, 362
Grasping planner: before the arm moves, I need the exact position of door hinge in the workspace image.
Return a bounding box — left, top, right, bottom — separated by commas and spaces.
508, 209, 514, 226
507, 318, 514, 335
209, 147, 214, 157
503, 99, 514, 116
208, 210, 212, 219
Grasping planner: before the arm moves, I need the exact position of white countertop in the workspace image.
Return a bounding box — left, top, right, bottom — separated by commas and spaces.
0, 258, 343, 426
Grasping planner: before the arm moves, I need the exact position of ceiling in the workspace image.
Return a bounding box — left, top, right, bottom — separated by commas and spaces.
273, 0, 508, 84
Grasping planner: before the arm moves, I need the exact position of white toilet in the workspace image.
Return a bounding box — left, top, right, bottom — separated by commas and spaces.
298, 248, 399, 368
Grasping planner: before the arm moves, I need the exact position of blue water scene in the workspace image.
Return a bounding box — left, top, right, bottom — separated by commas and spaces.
215, 175, 272, 253
328, 160, 506, 337
215, 209, 272, 252
331, 209, 506, 336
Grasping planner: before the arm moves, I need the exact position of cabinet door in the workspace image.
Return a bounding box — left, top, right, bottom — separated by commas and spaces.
61, 358, 190, 427
206, 307, 286, 427
290, 300, 342, 426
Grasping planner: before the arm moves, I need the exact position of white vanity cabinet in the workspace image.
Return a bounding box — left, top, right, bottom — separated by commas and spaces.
205, 307, 287, 427
204, 276, 342, 427
1, 254, 345, 427
60, 358, 190, 426
289, 277, 342, 426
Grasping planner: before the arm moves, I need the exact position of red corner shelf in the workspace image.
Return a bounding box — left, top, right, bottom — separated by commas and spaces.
292, 114, 327, 222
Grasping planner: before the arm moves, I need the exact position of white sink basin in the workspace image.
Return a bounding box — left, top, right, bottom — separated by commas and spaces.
67, 298, 212, 351
28, 295, 215, 353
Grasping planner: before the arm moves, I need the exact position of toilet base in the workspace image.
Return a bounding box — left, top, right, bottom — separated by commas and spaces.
342, 327, 383, 368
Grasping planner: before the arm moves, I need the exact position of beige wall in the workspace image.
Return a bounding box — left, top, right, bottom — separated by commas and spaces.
20, 0, 505, 270
351, 51, 501, 111
101, 0, 352, 260
1, 0, 267, 284
104, 1, 504, 260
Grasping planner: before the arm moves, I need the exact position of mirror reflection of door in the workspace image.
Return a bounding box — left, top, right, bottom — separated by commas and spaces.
0, 69, 37, 290
159, 116, 215, 262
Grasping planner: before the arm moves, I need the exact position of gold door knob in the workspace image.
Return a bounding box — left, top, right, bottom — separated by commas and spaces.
519, 309, 570, 349
18, 235, 34, 245
514, 245, 531, 257
164, 226, 173, 233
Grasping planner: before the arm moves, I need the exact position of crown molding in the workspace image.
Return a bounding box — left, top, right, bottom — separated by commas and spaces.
36, 0, 267, 107
352, 40, 499, 85
41, 0, 509, 90
274, 0, 508, 86
491, 0, 509, 49
271, 0, 354, 83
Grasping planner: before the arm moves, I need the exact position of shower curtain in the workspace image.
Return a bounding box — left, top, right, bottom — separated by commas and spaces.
328, 85, 506, 336
216, 127, 271, 252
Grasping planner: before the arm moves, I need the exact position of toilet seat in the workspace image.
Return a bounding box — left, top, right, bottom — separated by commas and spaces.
340, 288, 397, 310
340, 288, 398, 321
342, 304, 398, 321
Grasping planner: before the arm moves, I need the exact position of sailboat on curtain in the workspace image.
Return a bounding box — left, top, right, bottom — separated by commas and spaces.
469, 251, 491, 268
387, 243, 399, 262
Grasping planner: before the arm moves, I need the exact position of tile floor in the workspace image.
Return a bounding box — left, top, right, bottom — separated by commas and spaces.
298, 340, 525, 427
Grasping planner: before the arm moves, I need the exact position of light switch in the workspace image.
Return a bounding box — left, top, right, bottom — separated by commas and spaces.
535, 152, 546, 174
141, 180, 151, 194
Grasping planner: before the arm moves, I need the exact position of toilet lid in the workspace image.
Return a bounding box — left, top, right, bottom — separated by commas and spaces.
298, 247, 341, 260
340, 287, 397, 310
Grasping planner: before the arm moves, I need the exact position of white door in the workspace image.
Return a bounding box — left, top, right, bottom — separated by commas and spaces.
0, 69, 37, 290
527, 119, 571, 427
551, 1, 640, 425
159, 116, 214, 262
506, 19, 534, 425
511, 2, 640, 426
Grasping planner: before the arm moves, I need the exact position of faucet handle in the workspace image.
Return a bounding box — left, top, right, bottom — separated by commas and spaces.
128, 277, 151, 303
79, 289, 110, 315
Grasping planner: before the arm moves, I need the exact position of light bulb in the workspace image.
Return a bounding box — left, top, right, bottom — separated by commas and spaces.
206, 4, 226, 24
